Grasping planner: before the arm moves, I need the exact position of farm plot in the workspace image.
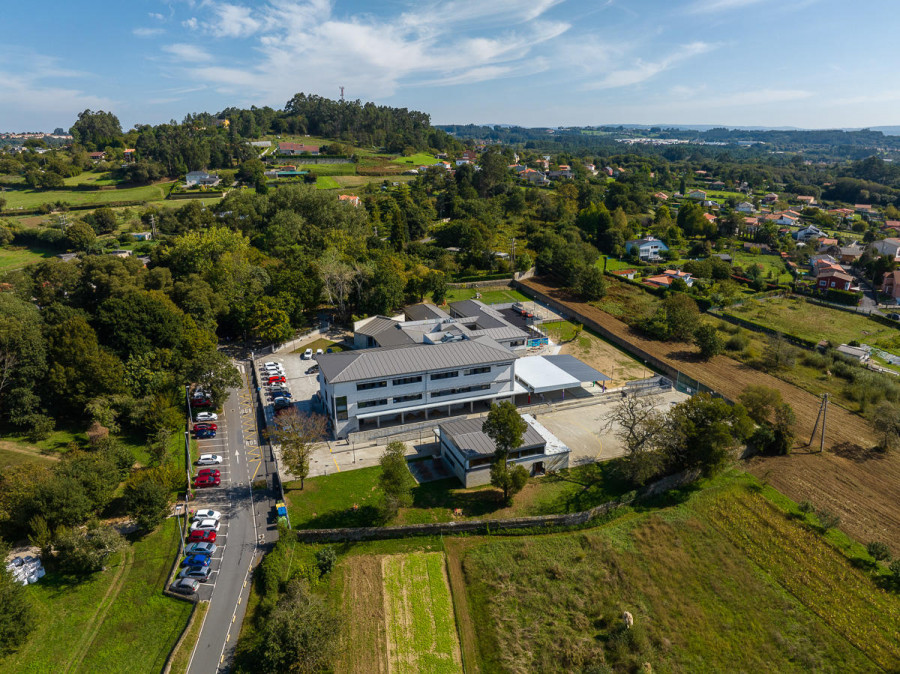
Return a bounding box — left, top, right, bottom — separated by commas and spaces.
520, 277, 900, 550
382, 552, 462, 674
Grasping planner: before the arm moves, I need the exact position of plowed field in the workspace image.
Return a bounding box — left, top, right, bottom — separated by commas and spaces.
521, 277, 900, 550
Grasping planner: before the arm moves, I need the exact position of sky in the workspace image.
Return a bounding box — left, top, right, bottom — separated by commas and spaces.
2, 0, 899, 132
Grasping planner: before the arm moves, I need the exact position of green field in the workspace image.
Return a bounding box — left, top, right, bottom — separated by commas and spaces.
391, 153, 439, 166
293, 163, 358, 176
63, 171, 121, 187
316, 175, 341, 190
441, 287, 528, 305
725, 296, 900, 352
541, 320, 579, 342
2, 182, 174, 210
0, 519, 192, 673
590, 276, 661, 324
383, 552, 462, 674
0, 245, 56, 270
461, 474, 900, 672
730, 250, 793, 284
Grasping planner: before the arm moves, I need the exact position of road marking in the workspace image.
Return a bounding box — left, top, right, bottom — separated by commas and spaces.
332, 455, 340, 472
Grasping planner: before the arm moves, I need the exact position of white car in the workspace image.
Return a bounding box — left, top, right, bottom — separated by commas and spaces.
302, 348, 313, 360
185, 542, 217, 555
263, 361, 282, 368
196, 453, 222, 465
190, 519, 220, 532
316, 348, 324, 356
192, 509, 221, 521
195, 412, 218, 422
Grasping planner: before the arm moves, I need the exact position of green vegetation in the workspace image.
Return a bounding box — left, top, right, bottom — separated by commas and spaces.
315, 175, 341, 190
541, 319, 579, 342
1, 183, 174, 210
392, 153, 439, 166
0, 519, 192, 673
291, 337, 341, 354
168, 602, 208, 674
441, 287, 528, 305
730, 250, 793, 284
382, 552, 462, 674
0, 245, 56, 271
461, 474, 900, 673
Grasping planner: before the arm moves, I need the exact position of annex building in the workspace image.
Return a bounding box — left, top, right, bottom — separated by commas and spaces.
317, 300, 608, 438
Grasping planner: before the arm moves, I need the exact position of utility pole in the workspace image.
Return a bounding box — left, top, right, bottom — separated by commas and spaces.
807, 393, 828, 452
510, 237, 516, 270
149, 214, 157, 239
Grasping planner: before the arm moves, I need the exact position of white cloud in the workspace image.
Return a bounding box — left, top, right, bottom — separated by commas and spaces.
163, 43, 214, 62
177, 0, 570, 104
133, 27, 165, 37
585, 42, 716, 89
183, 17, 198, 30
688, 0, 769, 11
149, 12, 166, 21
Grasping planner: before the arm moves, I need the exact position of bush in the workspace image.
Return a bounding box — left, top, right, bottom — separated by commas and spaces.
866, 541, 891, 562
315, 547, 337, 576
25, 414, 55, 443
54, 523, 123, 574
725, 333, 749, 351
816, 509, 841, 531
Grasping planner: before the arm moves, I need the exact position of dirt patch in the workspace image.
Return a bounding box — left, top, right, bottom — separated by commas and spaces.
559, 330, 646, 387
337, 555, 388, 674
443, 539, 480, 673
0, 441, 59, 460
522, 277, 900, 550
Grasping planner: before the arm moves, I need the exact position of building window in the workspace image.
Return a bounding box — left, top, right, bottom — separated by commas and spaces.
358, 398, 388, 409
392, 375, 422, 386
431, 383, 491, 398
393, 394, 422, 404
357, 380, 387, 391
335, 396, 348, 421
430, 371, 459, 381
464, 366, 491, 376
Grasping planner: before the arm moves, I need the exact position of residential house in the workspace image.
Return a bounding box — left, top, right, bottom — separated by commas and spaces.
855, 204, 875, 215
625, 236, 669, 261
653, 192, 669, 201
816, 270, 854, 292
131, 231, 153, 241
762, 192, 779, 204
796, 195, 816, 206
817, 237, 838, 250
520, 169, 549, 186
547, 169, 574, 180
88, 151, 105, 162
709, 180, 726, 190
882, 270, 900, 300
277, 142, 320, 156
438, 413, 569, 487
461, 150, 477, 162
735, 201, 755, 213
839, 243, 864, 264
869, 238, 900, 261
610, 269, 637, 280
185, 170, 221, 187
884, 220, 900, 232
794, 224, 823, 240
836, 344, 869, 362
338, 194, 361, 207
644, 269, 694, 288
688, 189, 707, 200
777, 214, 800, 227
123, 149, 136, 162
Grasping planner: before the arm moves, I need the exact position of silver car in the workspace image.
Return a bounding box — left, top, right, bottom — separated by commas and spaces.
171, 578, 200, 594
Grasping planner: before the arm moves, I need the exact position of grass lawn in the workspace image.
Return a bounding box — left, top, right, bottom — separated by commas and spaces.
541, 319, 579, 342
2, 182, 174, 210
391, 153, 439, 166
0, 519, 192, 674
729, 250, 793, 284
725, 296, 900, 353
382, 552, 462, 674
63, 171, 121, 187
284, 461, 632, 529
0, 244, 57, 270
0, 426, 88, 456
591, 276, 661, 324
168, 602, 208, 674
461, 473, 900, 672
294, 163, 358, 176
291, 337, 343, 355
596, 256, 640, 272
439, 287, 528, 305
316, 175, 342, 190
0, 442, 58, 468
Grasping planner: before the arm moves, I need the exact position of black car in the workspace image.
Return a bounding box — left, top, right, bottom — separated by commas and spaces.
306, 364, 319, 374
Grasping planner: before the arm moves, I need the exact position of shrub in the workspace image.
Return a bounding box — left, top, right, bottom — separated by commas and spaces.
866, 541, 891, 562
25, 414, 55, 443
315, 547, 337, 576
798, 500, 814, 513
725, 333, 749, 351
816, 509, 841, 531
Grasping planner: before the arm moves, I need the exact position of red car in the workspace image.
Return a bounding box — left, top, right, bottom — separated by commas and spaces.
267, 375, 286, 384
188, 529, 217, 543
193, 474, 221, 488
197, 468, 221, 478
193, 423, 218, 433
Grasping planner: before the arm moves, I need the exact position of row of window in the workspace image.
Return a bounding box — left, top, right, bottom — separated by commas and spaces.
431, 383, 491, 398
356, 368, 492, 391
355, 383, 492, 411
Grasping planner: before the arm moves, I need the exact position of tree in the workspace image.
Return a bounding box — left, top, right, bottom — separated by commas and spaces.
90, 206, 117, 234
0, 542, 35, 658
65, 221, 96, 251
739, 385, 783, 424
427, 271, 448, 305
575, 265, 607, 301
483, 402, 529, 503
272, 409, 327, 489
871, 401, 900, 452
249, 298, 294, 344
602, 393, 666, 486
693, 324, 723, 360
866, 541, 891, 562
643, 293, 700, 342
54, 522, 123, 574
123, 471, 171, 531
771, 402, 797, 455
378, 441, 413, 519
70, 109, 123, 149
257, 579, 342, 673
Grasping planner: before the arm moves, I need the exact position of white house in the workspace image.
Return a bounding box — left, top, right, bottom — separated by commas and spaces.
185, 171, 220, 187
735, 202, 755, 213
869, 238, 900, 262
625, 236, 669, 261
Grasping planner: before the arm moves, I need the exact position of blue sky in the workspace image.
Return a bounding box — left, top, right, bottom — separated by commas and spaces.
2, 0, 897, 131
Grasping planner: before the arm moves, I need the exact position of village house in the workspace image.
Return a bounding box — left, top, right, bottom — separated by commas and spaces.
816, 269, 854, 292
688, 189, 707, 200
762, 192, 779, 204
869, 238, 900, 261
794, 224, 824, 240
625, 236, 668, 261
644, 269, 694, 288
796, 195, 816, 206
277, 142, 320, 156
735, 201, 755, 213
839, 243, 864, 264
653, 192, 669, 201
185, 170, 220, 187
338, 194, 361, 207
882, 270, 900, 300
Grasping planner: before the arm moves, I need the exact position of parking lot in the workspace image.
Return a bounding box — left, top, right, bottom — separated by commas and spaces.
183, 405, 233, 601
255, 351, 323, 420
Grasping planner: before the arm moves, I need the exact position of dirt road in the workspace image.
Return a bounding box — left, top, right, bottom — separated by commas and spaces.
521, 277, 900, 549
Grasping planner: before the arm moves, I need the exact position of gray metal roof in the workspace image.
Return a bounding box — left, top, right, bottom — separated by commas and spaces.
356, 316, 399, 337
544, 354, 610, 382
318, 337, 515, 384
372, 325, 416, 347
448, 299, 486, 318
440, 415, 545, 458
404, 303, 450, 322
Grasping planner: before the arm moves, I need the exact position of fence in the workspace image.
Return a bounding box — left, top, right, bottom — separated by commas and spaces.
292, 469, 697, 543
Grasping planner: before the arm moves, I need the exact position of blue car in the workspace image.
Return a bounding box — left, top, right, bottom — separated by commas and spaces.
195, 429, 216, 439
181, 553, 211, 567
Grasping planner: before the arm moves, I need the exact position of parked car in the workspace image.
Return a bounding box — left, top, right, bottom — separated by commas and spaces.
185, 542, 217, 555
195, 412, 218, 422
316, 348, 324, 356
889, 313, 900, 321
195, 429, 216, 439
263, 361, 282, 368
171, 578, 200, 595
178, 566, 211, 581
306, 364, 319, 375
192, 509, 221, 521
267, 375, 286, 384
273, 398, 291, 410
181, 553, 211, 567
197, 468, 220, 478
193, 474, 221, 488
190, 398, 212, 408
271, 390, 292, 398
190, 519, 220, 532
187, 529, 216, 543
326, 348, 333, 353
193, 423, 217, 432
196, 453, 222, 465
302, 348, 313, 360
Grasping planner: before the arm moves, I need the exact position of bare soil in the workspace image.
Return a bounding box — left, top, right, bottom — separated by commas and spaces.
559, 330, 646, 387
337, 555, 389, 674
523, 277, 900, 550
